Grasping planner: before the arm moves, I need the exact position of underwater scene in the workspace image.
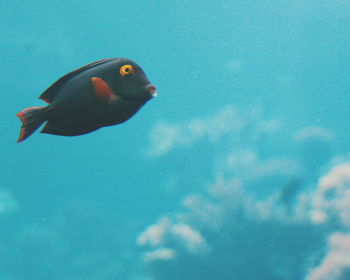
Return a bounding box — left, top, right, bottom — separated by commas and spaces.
1, 1, 350, 279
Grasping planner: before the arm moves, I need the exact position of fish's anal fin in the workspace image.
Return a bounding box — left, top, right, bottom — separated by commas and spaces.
91, 77, 118, 104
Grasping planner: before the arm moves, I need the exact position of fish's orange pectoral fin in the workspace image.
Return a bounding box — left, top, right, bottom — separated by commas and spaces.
91, 77, 118, 103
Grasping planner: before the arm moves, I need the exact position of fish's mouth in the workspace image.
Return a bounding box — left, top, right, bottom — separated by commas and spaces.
146, 84, 157, 98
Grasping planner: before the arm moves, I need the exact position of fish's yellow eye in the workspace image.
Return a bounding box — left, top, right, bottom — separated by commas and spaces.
120, 64, 134, 76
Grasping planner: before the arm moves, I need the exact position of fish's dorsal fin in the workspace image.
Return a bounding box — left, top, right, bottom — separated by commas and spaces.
39, 58, 114, 104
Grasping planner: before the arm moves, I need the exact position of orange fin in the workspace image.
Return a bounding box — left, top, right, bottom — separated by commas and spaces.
91, 77, 118, 103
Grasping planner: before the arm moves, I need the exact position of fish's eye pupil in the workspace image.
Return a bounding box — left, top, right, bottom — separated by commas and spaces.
125, 68, 130, 72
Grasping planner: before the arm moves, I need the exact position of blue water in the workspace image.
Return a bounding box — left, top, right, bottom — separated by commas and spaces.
1, 1, 350, 279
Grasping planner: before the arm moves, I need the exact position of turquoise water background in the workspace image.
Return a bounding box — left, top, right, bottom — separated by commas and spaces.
1, 1, 350, 279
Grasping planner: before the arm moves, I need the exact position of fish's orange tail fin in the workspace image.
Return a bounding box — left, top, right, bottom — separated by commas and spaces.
16, 106, 47, 143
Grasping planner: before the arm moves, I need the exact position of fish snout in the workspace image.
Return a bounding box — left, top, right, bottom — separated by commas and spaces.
146, 84, 157, 98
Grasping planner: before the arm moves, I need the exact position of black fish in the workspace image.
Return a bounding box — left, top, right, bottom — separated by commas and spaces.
16, 58, 157, 142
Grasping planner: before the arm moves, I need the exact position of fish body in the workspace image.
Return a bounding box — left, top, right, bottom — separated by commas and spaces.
16, 58, 156, 142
